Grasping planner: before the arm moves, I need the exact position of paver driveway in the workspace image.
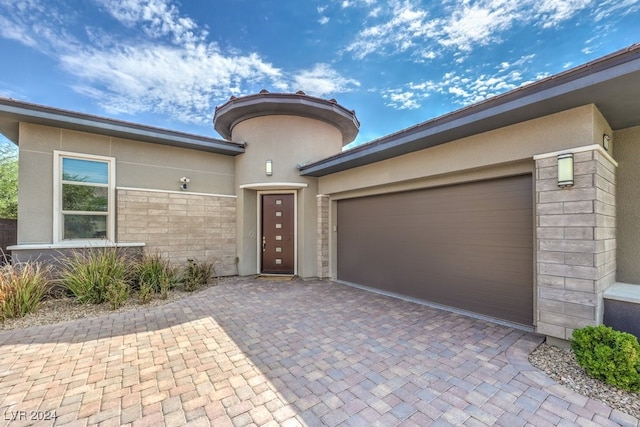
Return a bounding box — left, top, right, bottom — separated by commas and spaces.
0, 277, 638, 427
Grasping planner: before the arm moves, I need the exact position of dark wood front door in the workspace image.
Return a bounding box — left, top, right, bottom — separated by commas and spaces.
261, 194, 294, 274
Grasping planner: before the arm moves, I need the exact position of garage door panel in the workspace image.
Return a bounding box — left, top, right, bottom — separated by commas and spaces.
337, 175, 533, 326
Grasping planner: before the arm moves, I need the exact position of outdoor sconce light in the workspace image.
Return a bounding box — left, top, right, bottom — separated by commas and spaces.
603, 134, 611, 151
265, 160, 273, 176
180, 176, 190, 191
557, 153, 574, 188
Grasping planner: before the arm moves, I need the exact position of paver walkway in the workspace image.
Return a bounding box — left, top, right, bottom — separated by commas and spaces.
0, 278, 638, 426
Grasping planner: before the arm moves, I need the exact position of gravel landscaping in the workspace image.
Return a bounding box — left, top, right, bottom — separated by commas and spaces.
1, 277, 639, 421
529, 341, 640, 419
0, 276, 239, 331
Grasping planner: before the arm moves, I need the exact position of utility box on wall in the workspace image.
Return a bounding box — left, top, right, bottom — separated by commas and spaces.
603, 284, 640, 340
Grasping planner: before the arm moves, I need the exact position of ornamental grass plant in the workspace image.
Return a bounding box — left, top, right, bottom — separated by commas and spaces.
183, 259, 215, 292
59, 247, 133, 306
0, 261, 50, 320
136, 252, 176, 303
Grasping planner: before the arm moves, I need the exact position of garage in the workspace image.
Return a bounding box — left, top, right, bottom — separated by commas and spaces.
337, 175, 534, 326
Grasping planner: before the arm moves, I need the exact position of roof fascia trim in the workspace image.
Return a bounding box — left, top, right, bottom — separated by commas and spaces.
300, 46, 640, 177
0, 101, 244, 156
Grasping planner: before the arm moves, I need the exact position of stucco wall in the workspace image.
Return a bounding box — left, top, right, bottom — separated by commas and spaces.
231, 115, 341, 278
319, 105, 607, 196
615, 125, 640, 284
233, 115, 342, 185
16, 122, 235, 244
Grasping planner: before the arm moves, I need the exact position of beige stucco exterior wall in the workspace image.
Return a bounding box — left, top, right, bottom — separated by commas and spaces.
319, 105, 608, 197
615, 125, 640, 284
16, 122, 235, 244
230, 115, 341, 278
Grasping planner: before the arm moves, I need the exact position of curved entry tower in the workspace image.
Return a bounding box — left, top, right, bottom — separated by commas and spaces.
214, 91, 359, 277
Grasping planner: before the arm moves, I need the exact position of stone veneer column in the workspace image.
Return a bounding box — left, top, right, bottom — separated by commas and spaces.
535, 145, 617, 340
317, 195, 330, 278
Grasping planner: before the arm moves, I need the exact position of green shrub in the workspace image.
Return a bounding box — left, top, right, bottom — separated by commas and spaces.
105, 279, 129, 310
138, 279, 155, 304
136, 253, 175, 302
0, 262, 50, 320
183, 259, 214, 292
159, 274, 171, 300
571, 325, 640, 392
59, 247, 133, 306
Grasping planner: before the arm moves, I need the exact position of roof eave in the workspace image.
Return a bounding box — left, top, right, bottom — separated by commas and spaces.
300, 43, 640, 177
213, 92, 360, 145
0, 99, 245, 156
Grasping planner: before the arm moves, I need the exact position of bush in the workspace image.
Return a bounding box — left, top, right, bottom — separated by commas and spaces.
105, 278, 129, 310
59, 247, 133, 306
183, 259, 215, 292
0, 262, 50, 320
136, 253, 175, 303
571, 325, 640, 392
137, 279, 154, 304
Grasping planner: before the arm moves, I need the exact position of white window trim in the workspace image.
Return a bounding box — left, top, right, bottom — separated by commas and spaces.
53, 150, 116, 244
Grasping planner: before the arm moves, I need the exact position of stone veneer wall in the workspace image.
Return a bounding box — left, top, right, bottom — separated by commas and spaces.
317, 195, 330, 278
117, 189, 238, 276
535, 146, 617, 340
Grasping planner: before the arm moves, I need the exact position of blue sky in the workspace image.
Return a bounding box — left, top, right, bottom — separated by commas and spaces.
1, 0, 639, 150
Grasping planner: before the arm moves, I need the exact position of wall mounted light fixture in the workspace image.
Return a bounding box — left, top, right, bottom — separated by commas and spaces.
180, 176, 190, 191
603, 134, 611, 151
265, 160, 273, 176
557, 153, 574, 188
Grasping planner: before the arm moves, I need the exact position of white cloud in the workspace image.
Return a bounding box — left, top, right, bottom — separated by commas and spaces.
60, 44, 284, 124
0, 0, 358, 127
345, 0, 601, 58
0, 0, 77, 50
382, 89, 422, 110
291, 64, 360, 96
593, 0, 640, 20
382, 54, 537, 110
345, 1, 437, 59
382, 80, 438, 109
95, 0, 205, 45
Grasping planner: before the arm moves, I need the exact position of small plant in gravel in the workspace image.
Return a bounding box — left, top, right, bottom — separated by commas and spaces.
136, 253, 176, 303
59, 247, 134, 306
571, 324, 640, 392
104, 278, 129, 309
183, 259, 214, 292
0, 261, 50, 320
137, 279, 155, 304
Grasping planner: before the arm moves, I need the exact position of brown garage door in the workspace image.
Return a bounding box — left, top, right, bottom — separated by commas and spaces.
337, 175, 533, 326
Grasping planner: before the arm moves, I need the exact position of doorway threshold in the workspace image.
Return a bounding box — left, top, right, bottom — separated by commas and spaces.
255, 274, 296, 281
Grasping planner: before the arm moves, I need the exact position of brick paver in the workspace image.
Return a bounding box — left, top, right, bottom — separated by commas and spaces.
0, 277, 637, 426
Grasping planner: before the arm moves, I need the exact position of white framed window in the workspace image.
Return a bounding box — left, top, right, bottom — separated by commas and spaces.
53, 151, 116, 243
